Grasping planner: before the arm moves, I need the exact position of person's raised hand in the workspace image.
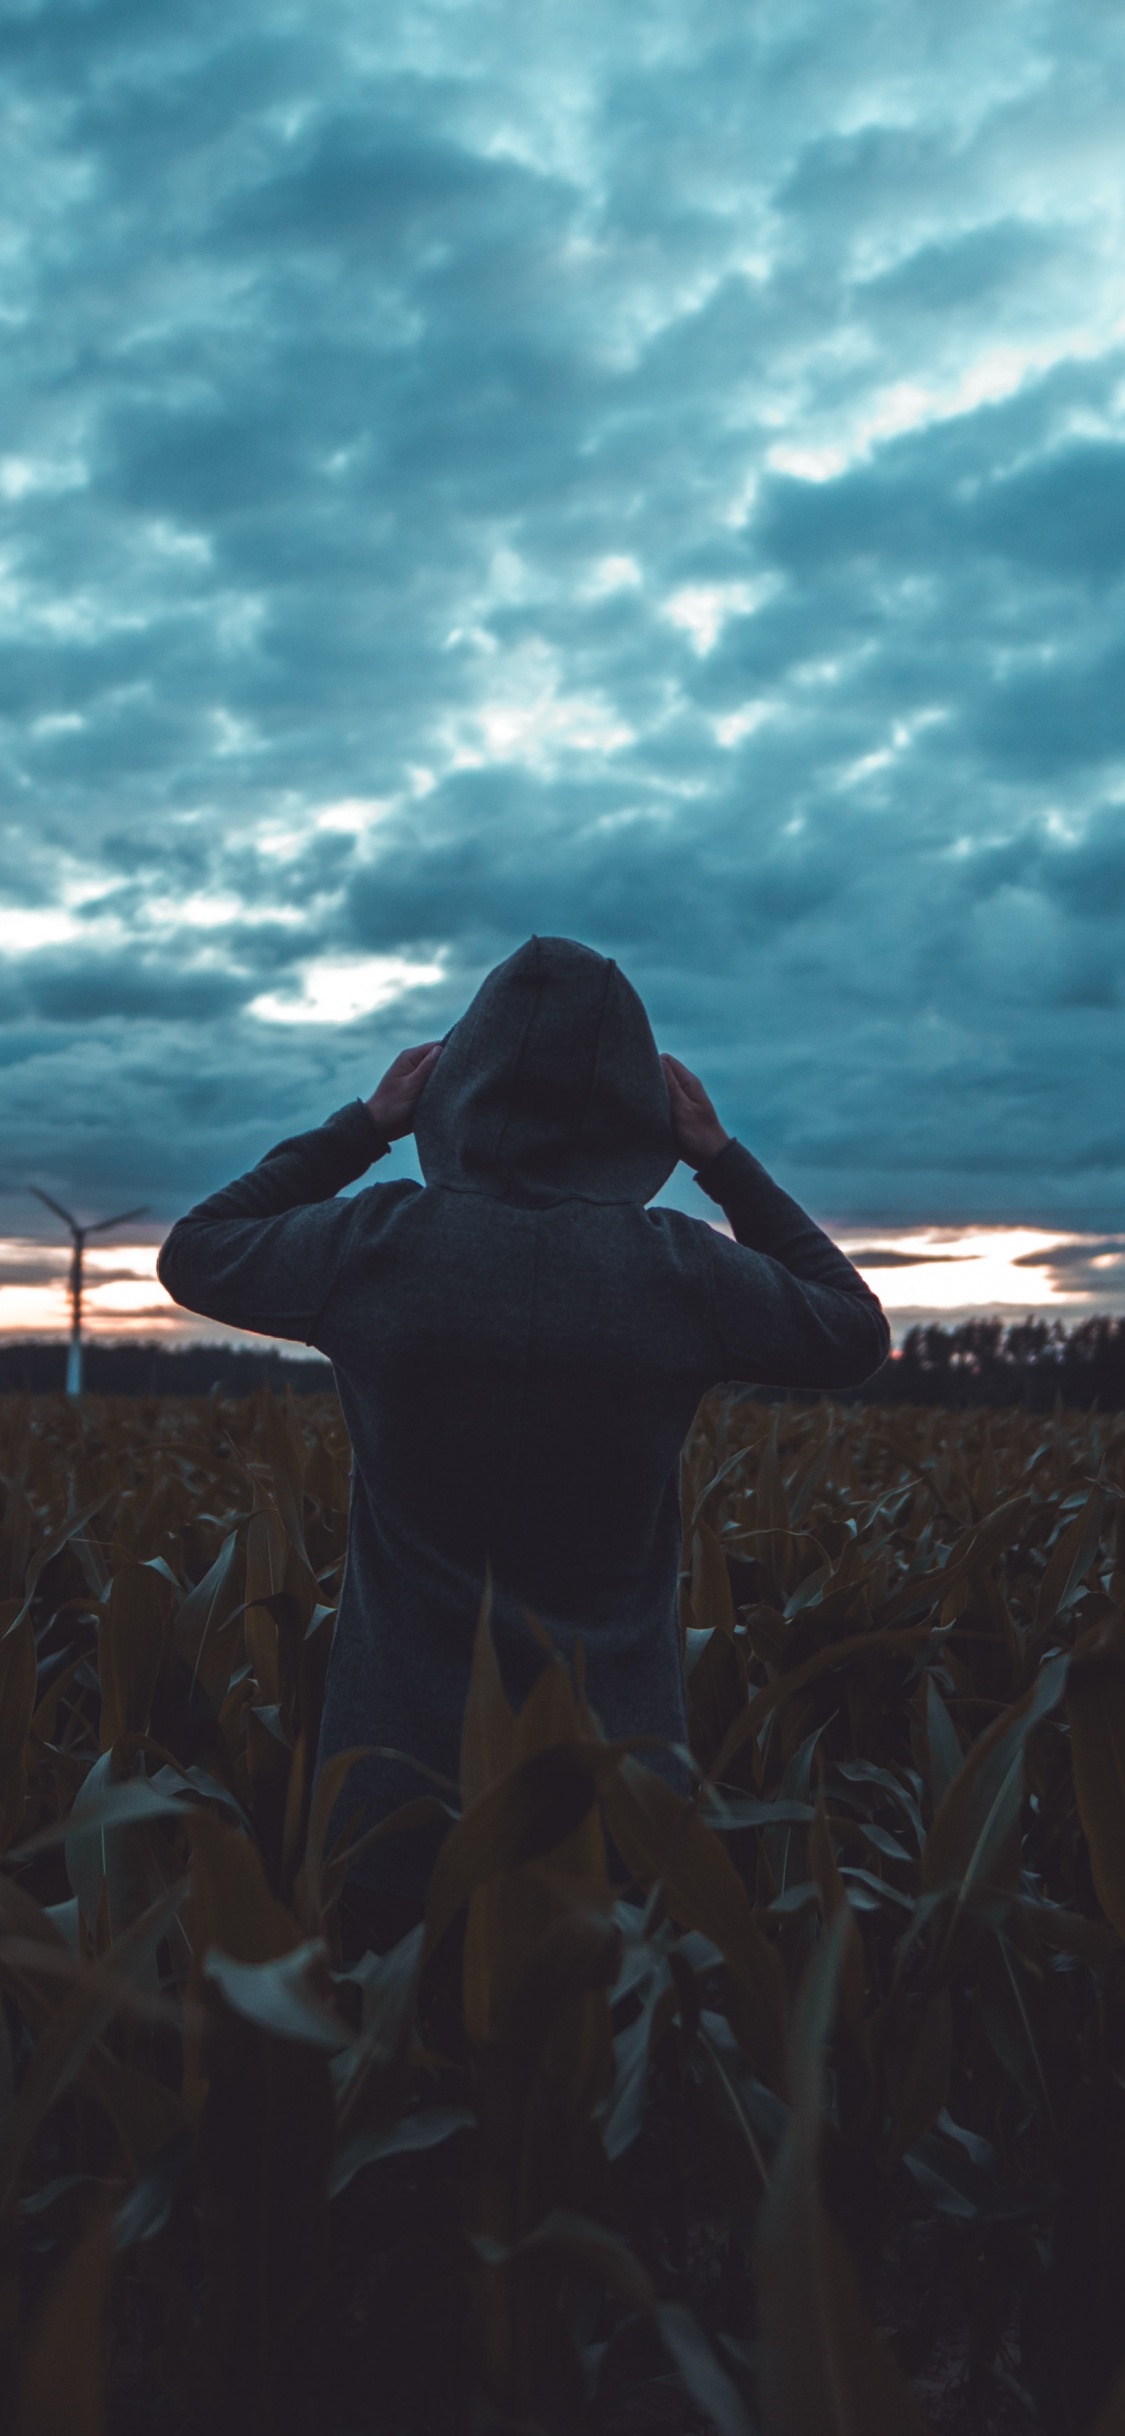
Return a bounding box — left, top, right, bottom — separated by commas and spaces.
660, 1053, 731, 1168
365, 1042, 443, 1141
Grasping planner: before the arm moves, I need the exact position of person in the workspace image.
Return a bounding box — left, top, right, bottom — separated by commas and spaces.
157, 934, 889, 1951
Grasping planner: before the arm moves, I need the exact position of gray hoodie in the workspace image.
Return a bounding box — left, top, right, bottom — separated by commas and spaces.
157, 935, 889, 1902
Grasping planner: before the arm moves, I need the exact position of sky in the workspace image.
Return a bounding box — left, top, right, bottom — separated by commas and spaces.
2, 0, 1125, 1340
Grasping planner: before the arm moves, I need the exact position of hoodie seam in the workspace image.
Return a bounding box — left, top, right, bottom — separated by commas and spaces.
488, 934, 545, 1197
423, 1179, 650, 1208
564, 956, 615, 1190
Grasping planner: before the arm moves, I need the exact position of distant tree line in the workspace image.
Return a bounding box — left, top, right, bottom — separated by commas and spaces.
0, 1340, 334, 1396
4, 1317, 1125, 1408
865, 1315, 1125, 1411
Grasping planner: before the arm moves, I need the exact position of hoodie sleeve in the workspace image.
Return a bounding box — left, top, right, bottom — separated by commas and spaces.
156, 1101, 391, 1346
693, 1138, 891, 1391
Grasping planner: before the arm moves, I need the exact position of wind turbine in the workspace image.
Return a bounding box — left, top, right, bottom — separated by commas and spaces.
29, 1188, 150, 1396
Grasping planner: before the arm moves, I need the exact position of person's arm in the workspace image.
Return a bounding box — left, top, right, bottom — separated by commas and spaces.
156, 1101, 390, 1344
156, 1041, 442, 1345
695, 1137, 890, 1388
661, 1052, 890, 1390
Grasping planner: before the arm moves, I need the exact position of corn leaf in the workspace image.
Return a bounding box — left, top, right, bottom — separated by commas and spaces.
755, 1912, 934, 2436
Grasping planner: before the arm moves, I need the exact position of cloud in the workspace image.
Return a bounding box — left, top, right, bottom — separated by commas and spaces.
842, 1247, 969, 1269
2, 0, 1125, 1252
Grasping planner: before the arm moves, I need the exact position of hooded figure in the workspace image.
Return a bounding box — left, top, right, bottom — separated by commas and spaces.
158, 936, 889, 1930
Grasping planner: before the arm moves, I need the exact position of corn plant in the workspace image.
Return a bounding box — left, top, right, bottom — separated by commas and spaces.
2, 1385, 1125, 2435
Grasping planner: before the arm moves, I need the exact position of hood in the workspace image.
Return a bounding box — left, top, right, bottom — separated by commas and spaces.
413, 935, 676, 1207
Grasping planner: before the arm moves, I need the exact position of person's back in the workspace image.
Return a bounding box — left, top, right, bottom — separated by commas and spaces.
157, 934, 890, 1931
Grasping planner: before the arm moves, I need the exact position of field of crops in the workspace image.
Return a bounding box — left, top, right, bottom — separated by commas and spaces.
3, 1386, 1125, 2436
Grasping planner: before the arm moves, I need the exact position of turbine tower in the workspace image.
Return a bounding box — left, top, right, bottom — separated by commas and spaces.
29, 1188, 150, 1396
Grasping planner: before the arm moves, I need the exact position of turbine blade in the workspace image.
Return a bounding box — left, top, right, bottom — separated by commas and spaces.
28, 1185, 78, 1232
86, 1204, 150, 1234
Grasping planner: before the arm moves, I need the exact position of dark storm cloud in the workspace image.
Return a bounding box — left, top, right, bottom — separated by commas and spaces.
833, 1248, 968, 1269
1016, 1239, 1125, 1272
18, 955, 252, 1027
2, 0, 1125, 1243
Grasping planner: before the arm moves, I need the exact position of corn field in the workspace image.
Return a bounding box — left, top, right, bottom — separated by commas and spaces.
3, 1386, 1125, 2436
